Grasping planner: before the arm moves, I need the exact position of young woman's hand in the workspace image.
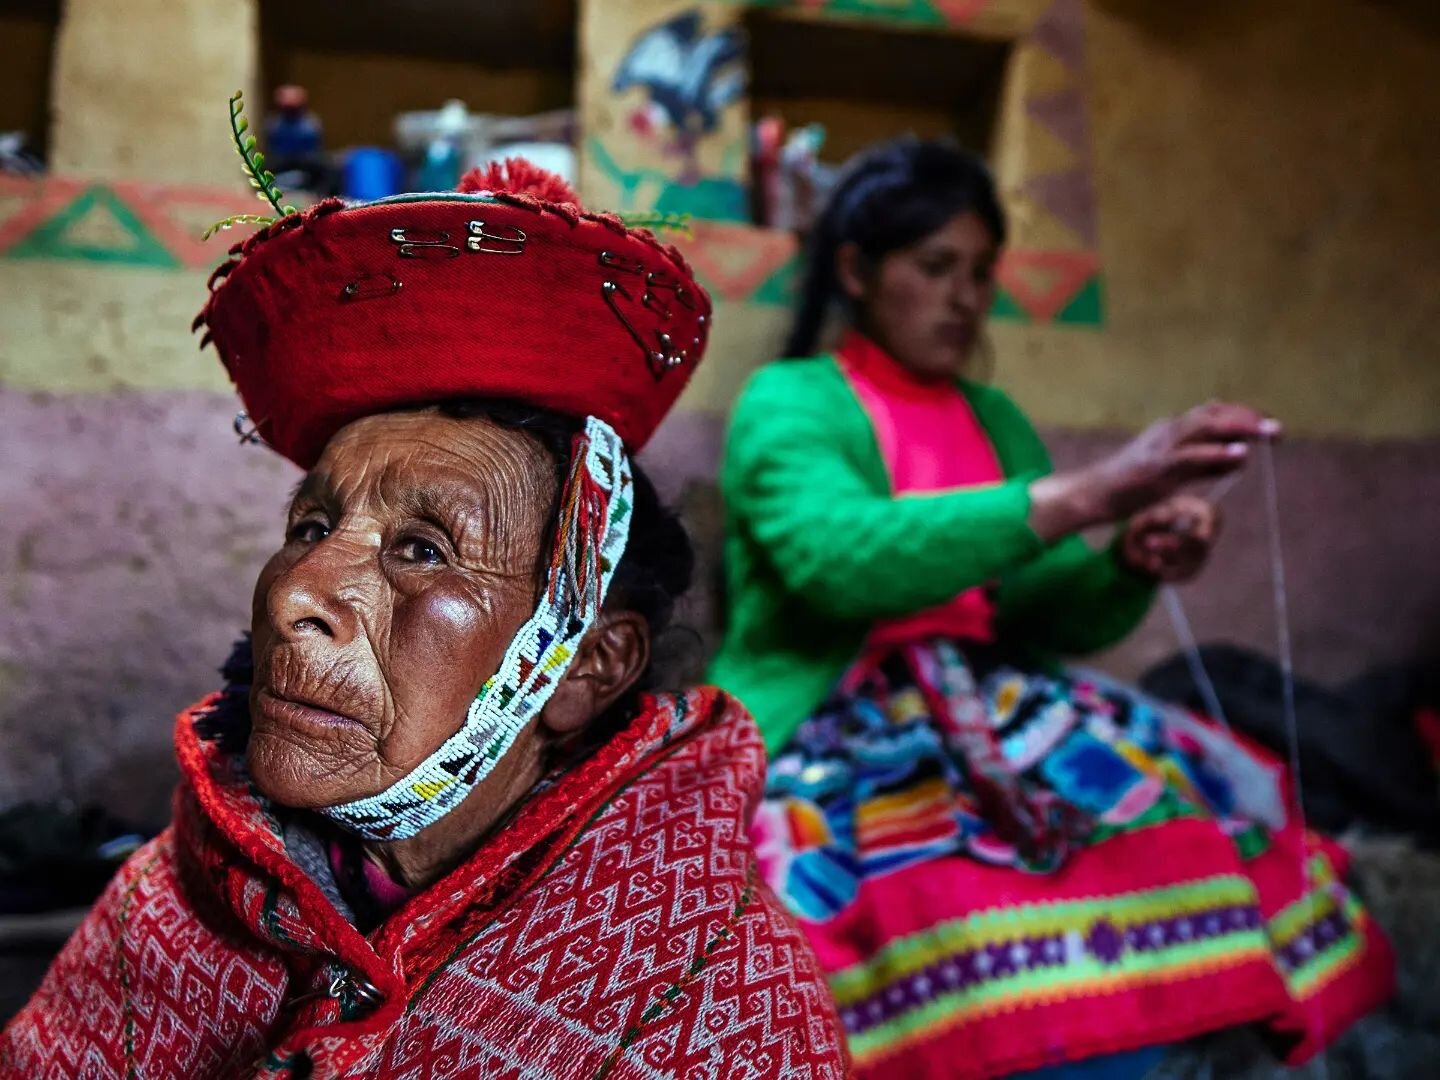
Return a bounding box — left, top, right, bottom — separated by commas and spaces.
1117, 494, 1220, 583
1028, 402, 1279, 542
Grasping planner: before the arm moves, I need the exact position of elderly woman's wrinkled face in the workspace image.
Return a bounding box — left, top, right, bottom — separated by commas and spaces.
247, 411, 555, 810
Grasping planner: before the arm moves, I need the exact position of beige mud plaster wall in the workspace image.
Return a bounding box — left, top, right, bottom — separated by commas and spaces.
674, 296, 785, 416
993, 0, 1440, 440
0, 261, 233, 393
6, 0, 259, 394
1, 0, 262, 819
50, 0, 258, 186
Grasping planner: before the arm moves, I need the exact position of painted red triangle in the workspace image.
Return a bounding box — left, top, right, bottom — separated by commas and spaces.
678, 222, 798, 304
996, 249, 1098, 323
934, 0, 992, 25
112, 180, 265, 268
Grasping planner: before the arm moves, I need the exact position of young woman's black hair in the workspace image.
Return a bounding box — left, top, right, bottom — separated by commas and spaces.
786, 136, 1008, 358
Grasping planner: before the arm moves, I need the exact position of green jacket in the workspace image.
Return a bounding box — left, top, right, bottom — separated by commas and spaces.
707, 355, 1155, 755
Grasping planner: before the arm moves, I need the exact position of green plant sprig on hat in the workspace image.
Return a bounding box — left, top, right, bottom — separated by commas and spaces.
203, 90, 298, 241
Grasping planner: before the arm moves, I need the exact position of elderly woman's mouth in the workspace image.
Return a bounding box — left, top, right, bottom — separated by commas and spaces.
255, 689, 366, 735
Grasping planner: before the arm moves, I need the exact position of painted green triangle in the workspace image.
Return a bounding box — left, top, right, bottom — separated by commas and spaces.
751, 253, 800, 306
822, 0, 945, 26
1054, 274, 1105, 327
6, 185, 180, 268
654, 177, 748, 223
989, 287, 1029, 323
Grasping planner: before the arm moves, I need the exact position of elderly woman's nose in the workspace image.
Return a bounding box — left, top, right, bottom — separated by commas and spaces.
268, 542, 366, 645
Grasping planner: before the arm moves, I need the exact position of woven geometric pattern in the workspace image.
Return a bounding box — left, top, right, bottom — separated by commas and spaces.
0, 688, 847, 1079
0, 834, 288, 1078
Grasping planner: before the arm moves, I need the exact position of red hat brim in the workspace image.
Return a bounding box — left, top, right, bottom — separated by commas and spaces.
197, 192, 710, 469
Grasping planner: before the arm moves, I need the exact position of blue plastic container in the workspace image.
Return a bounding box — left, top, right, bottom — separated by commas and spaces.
342, 147, 405, 201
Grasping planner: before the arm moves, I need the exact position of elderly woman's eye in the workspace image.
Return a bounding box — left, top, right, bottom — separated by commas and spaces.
398, 536, 446, 565
287, 519, 330, 545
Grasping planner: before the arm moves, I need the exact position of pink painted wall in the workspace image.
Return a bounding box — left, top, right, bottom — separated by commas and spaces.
0, 389, 296, 824
1044, 430, 1440, 683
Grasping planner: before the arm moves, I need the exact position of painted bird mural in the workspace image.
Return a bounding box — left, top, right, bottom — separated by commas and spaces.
613, 9, 746, 183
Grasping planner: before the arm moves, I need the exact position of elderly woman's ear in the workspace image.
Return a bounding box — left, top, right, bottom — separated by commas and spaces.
538, 610, 651, 736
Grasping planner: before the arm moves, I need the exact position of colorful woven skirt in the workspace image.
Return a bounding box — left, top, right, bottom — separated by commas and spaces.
751, 639, 1394, 1078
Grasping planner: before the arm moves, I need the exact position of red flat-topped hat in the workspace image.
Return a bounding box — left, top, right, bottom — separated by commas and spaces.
195, 159, 711, 469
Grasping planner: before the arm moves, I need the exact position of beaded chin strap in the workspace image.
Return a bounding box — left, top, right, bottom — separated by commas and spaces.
320, 416, 633, 841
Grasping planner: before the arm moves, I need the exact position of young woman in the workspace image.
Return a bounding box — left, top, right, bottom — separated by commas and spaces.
710, 137, 1392, 1078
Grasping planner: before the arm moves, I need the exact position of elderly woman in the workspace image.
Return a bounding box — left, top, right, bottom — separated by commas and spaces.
1, 163, 846, 1078
710, 138, 1392, 1078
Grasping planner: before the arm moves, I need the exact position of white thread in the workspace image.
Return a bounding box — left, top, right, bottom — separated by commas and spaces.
1260, 438, 1331, 1079
1204, 469, 1245, 507
1163, 439, 1331, 1075
1158, 469, 1248, 729
1160, 586, 1230, 731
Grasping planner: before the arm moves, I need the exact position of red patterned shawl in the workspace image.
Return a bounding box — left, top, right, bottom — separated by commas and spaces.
0, 688, 847, 1078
